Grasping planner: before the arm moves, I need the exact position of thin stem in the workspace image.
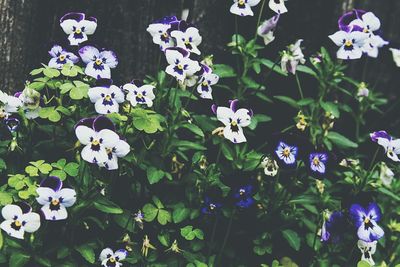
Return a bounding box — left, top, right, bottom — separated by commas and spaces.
207, 216, 219, 258
295, 73, 304, 100
254, 0, 267, 40
216, 212, 235, 265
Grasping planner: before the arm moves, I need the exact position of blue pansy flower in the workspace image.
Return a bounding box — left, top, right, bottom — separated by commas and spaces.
201, 196, 222, 215
233, 185, 255, 209
350, 203, 384, 242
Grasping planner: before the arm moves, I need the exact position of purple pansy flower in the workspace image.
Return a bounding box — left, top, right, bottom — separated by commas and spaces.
79, 46, 118, 79
269, 0, 288, 14
196, 64, 219, 99
36, 176, 76, 221
88, 79, 125, 114
257, 14, 280, 45
321, 211, 345, 242
309, 152, 328, 175
123, 80, 156, 108
201, 197, 222, 215
48, 45, 79, 69
0, 202, 40, 240
212, 99, 253, 144
370, 130, 400, 162
230, 0, 261, 17
350, 203, 384, 242
60, 12, 97, 46
233, 185, 255, 209
147, 16, 179, 51
165, 48, 201, 83
99, 248, 128, 267
75, 116, 130, 170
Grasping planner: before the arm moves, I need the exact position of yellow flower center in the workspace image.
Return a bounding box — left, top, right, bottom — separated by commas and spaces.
202, 81, 208, 86
177, 64, 183, 70
75, 28, 82, 34
14, 220, 22, 227
364, 217, 370, 224
239, 0, 245, 4
104, 95, 112, 101
313, 156, 320, 166
59, 54, 66, 61
137, 92, 143, 98
231, 121, 237, 126
109, 257, 116, 263
92, 139, 100, 146
51, 199, 60, 206
363, 28, 369, 33
345, 40, 353, 47
95, 59, 102, 65
162, 32, 168, 38
283, 147, 291, 157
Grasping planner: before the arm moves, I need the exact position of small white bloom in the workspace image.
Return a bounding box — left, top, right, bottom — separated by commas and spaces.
389, 48, 400, 67
99, 248, 127, 267
0, 204, 41, 239
230, 0, 261, 17
98, 138, 130, 170
60, 12, 97, 46
269, 0, 288, 14
281, 39, 306, 74
0, 91, 23, 119
261, 157, 279, 176
146, 16, 178, 51
79, 46, 118, 79
36, 177, 77, 221
357, 83, 369, 99
165, 49, 201, 83
48, 45, 79, 69
171, 27, 202, 55
357, 240, 377, 266
123, 81, 156, 108
196, 65, 219, 99
214, 100, 252, 143
329, 30, 368, 60
88, 81, 125, 114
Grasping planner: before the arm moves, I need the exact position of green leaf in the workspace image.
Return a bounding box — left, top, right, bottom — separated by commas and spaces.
213, 64, 236, 78
43, 67, 60, 78
93, 197, 123, 214
143, 203, 158, 222
357, 260, 372, 267
180, 124, 204, 137
274, 96, 299, 108
75, 245, 95, 264
157, 209, 172, 225
64, 162, 79, 177
38, 163, 52, 174
0, 158, 6, 171
259, 58, 287, 76
147, 167, 165, 184
320, 101, 340, 118
50, 170, 67, 180
193, 229, 204, 240
378, 187, 400, 201
296, 65, 317, 76
327, 132, 358, 149
282, 229, 301, 251
132, 108, 163, 134
0, 191, 13, 206
173, 207, 190, 223
9, 253, 30, 267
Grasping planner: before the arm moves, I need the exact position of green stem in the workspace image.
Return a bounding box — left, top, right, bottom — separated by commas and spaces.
216, 212, 235, 265
254, 0, 267, 40
295, 73, 304, 100
207, 216, 219, 258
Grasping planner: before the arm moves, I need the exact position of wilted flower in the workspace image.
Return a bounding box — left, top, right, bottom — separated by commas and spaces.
280, 39, 306, 74
79, 46, 118, 79
0, 91, 22, 119
60, 12, 97, 46
315, 179, 325, 194
357, 82, 369, 99
230, 0, 261, 17
233, 184, 255, 209
295, 111, 308, 131
322, 111, 335, 131
0, 202, 41, 240
146, 16, 179, 51
171, 25, 202, 55
380, 162, 394, 187
134, 210, 144, 230
320, 210, 345, 242
212, 99, 253, 144
196, 64, 219, 99
257, 14, 280, 46
339, 158, 360, 168
261, 157, 279, 176
36, 176, 76, 221
165, 48, 201, 83
99, 248, 127, 267
370, 130, 400, 162
269, 0, 288, 14
329, 30, 368, 60
48, 45, 79, 69
165, 240, 183, 253
123, 80, 156, 108
389, 48, 400, 67
357, 240, 377, 266
142, 235, 156, 257
350, 203, 384, 242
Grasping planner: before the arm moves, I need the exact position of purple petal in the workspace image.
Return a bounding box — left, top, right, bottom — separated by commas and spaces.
40, 176, 63, 192
93, 116, 115, 132
131, 79, 144, 87
366, 202, 382, 222
211, 104, 217, 114
229, 99, 239, 112
75, 117, 96, 129
95, 78, 113, 88
370, 130, 391, 142
164, 47, 189, 58
338, 9, 367, 32
60, 12, 85, 23
17, 202, 32, 214
349, 203, 365, 228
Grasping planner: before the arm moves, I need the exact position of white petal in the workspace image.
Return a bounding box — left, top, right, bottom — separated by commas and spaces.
269, 0, 287, 14
110, 85, 125, 103
99, 248, 114, 261
165, 49, 183, 65
248, 0, 261, 6
58, 188, 77, 207
79, 19, 97, 35
0, 220, 24, 239
329, 31, 348, 46
95, 99, 119, 114
20, 212, 41, 233
36, 187, 57, 205
223, 125, 246, 143
234, 108, 252, 127
79, 46, 100, 63
60, 19, 78, 34
230, 3, 254, 16
216, 107, 235, 126
99, 51, 118, 68
362, 12, 381, 32
114, 139, 130, 157
88, 87, 107, 103
1, 205, 22, 220
75, 125, 96, 145
98, 129, 120, 148
337, 46, 363, 60
114, 249, 127, 261
389, 48, 400, 67
81, 145, 108, 164
68, 32, 88, 46
41, 203, 68, 221
85, 62, 111, 79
